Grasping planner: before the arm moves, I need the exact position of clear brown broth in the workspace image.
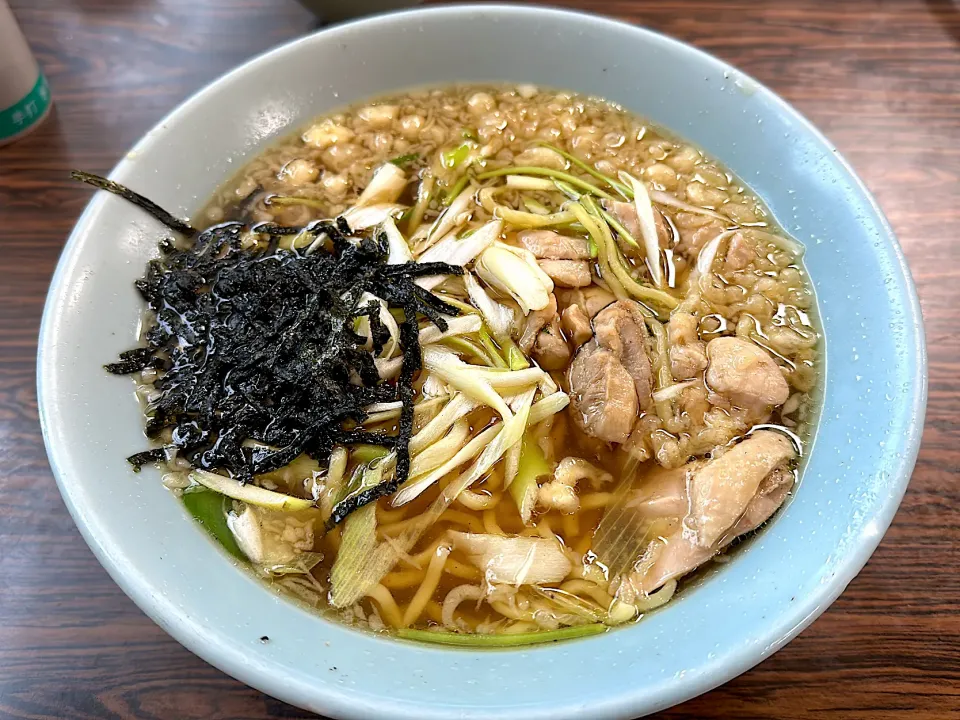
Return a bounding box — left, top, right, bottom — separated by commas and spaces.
166, 83, 821, 637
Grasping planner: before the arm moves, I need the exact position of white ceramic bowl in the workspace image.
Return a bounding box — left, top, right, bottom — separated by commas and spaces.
39, 5, 926, 719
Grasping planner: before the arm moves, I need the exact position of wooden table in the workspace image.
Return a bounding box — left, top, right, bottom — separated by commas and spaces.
2, 1, 957, 718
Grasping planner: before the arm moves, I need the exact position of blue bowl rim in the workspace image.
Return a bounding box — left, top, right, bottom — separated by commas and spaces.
37, 4, 927, 718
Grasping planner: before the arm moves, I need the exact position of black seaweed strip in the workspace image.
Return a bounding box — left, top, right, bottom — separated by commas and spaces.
326, 297, 420, 528
71, 171, 197, 236
80, 170, 464, 527
126, 448, 167, 472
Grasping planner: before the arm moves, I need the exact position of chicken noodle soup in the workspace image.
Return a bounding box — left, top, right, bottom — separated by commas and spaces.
96, 84, 819, 645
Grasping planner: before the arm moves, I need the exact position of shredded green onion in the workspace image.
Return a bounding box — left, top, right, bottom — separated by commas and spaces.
439, 335, 501, 367
571, 202, 678, 316
478, 326, 510, 369
572, 202, 625, 299
442, 174, 471, 206
189, 469, 315, 512
552, 179, 580, 200
267, 196, 325, 209
509, 431, 550, 524
599, 208, 641, 250
495, 206, 577, 228
330, 462, 385, 606
521, 197, 550, 215
556, 221, 589, 235
586, 237, 599, 259
397, 623, 607, 647
478, 186, 576, 229
435, 296, 479, 316
389, 153, 420, 167
319, 447, 348, 523
280, 227, 323, 251
619, 171, 664, 288
503, 338, 530, 370
351, 444, 391, 465
476, 166, 614, 200
643, 315, 674, 423
182, 487, 245, 560
406, 174, 435, 234
442, 142, 473, 169
536, 142, 632, 199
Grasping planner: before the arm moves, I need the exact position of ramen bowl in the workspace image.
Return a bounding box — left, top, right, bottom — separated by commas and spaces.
38, 5, 925, 718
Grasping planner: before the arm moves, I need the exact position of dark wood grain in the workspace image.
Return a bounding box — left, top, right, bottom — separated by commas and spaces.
1, 0, 957, 718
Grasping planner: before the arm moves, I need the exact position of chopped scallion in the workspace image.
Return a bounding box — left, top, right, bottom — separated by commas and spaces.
439, 335, 501, 367
552, 179, 580, 200
441, 142, 473, 169
599, 208, 641, 250
190, 469, 315, 512
397, 623, 606, 647
509, 431, 550, 524
477, 326, 510, 369
182, 487, 245, 560
266, 195, 326, 209
521, 197, 551, 215
476, 166, 613, 200
389, 153, 420, 167
351, 444, 391, 465
536, 142, 632, 199
442, 174, 471, 206
504, 339, 531, 370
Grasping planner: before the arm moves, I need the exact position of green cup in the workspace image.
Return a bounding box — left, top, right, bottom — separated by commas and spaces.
0, 71, 51, 145
0, 0, 50, 146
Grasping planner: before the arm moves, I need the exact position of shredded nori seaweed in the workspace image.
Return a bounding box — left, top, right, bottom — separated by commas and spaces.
71, 171, 198, 236
104, 347, 158, 375
126, 448, 168, 472
77, 171, 462, 526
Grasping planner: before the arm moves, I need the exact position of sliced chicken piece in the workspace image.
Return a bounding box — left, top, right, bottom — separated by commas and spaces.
638, 462, 795, 593
533, 317, 571, 370
556, 286, 616, 318
593, 301, 654, 412
538, 259, 592, 288
604, 199, 641, 241
668, 312, 708, 380
517, 293, 558, 353
568, 344, 638, 444
450, 531, 571, 585
561, 304, 592, 347
568, 300, 657, 442
688, 430, 795, 548
735, 464, 795, 531
625, 465, 690, 519
706, 336, 790, 413
519, 230, 591, 260
675, 220, 725, 261
638, 524, 717, 594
